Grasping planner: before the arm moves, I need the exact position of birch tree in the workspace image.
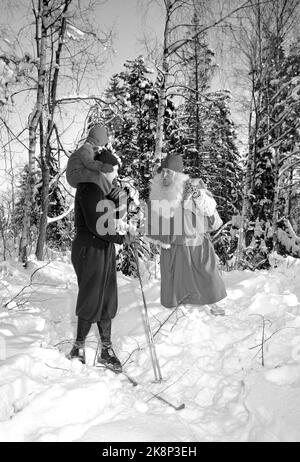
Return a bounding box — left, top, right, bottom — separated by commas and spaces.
35, 0, 72, 261
19, 0, 48, 265
152, 0, 264, 161
0, 0, 114, 262
222, 0, 300, 263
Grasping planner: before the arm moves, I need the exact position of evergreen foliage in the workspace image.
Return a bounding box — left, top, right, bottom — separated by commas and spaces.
14, 164, 74, 254
245, 37, 300, 261
89, 56, 179, 201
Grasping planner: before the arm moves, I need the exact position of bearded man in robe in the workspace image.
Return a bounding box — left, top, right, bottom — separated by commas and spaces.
146, 153, 227, 316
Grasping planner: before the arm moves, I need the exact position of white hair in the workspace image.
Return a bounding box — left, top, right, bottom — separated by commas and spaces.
149, 171, 189, 218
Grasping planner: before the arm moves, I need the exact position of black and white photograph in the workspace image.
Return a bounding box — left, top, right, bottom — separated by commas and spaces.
0, 0, 300, 444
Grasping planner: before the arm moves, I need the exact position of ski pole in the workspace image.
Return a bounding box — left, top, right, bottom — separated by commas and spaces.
131, 243, 163, 382
132, 243, 162, 382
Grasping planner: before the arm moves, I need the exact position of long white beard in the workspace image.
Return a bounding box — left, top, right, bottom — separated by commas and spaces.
149, 172, 189, 218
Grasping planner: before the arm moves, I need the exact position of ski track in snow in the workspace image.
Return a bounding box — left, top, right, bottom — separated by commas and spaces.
0, 256, 300, 442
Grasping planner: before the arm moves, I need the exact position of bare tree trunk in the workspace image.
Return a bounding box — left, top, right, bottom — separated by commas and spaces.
284, 166, 294, 217
237, 0, 264, 260
8, 135, 16, 249
19, 0, 47, 265
35, 0, 70, 260
3, 127, 17, 252
35, 171, 50, 260
238, 75, 256, 257
35, 114, 50, 260
154, 0, 172, 161
272, 147, 280, 250
192, 11, 201, 162
0, 212, 7, 261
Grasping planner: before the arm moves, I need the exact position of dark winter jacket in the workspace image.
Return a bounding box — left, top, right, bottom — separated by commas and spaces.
73, 176, 125, 249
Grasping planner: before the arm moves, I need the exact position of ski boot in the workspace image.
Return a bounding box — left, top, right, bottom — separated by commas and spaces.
97, 345, 122, 373
66, 342, 86, 364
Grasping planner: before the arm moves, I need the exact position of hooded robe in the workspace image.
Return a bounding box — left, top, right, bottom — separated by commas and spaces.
147, 168, 227, 308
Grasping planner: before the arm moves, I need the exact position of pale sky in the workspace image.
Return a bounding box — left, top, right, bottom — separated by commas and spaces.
0, 0, 165, 183
0, 0, 246, 189
97, 0, 163, 81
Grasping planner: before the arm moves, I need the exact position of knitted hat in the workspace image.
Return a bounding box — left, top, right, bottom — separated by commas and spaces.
94, 149, 120, 166
157, 153, 183, 173
86, 124, 108, 146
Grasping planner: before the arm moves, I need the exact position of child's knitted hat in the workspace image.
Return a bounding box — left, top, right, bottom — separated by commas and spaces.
86, 124, 108, 146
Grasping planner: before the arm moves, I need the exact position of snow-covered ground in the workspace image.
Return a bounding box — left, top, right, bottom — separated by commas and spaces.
0, 254, 300, 442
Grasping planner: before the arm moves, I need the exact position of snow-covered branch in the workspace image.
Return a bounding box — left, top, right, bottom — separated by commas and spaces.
55, 95, 110, 105
47, 202, 74, 225
256, 101, 300, 143
257, 125, 299, 155
212, 221, 232, 241
276, 218, 300, 257
279, 158, 300, 178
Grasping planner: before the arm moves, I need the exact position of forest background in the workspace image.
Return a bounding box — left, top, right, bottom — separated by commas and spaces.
0, 0, 299, 273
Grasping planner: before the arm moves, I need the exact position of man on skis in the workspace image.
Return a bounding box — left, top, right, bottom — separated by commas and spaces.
67, 146, 134, 371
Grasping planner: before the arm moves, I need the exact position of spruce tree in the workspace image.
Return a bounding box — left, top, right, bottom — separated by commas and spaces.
248, 36, 300, 257
178, 29, 242, 223
93, 56, 180, 200
87, 56, 180, 275
103, 56, 158, 201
